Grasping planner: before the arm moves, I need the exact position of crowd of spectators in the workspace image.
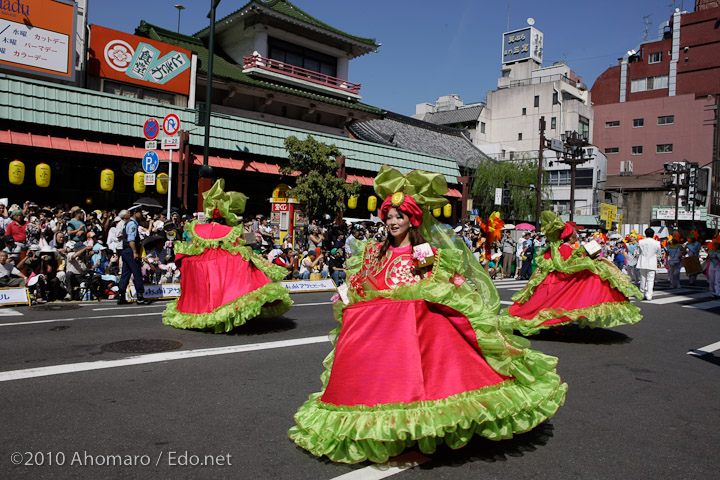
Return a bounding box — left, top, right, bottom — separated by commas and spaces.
6, 199, 710, 305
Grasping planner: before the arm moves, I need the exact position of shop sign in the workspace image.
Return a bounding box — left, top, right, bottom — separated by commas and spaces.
652, 206, 705, 221
0, 0, 76, 81
89, 24, 192, 95
502, 26, 543, 65
272, 183, 290, 202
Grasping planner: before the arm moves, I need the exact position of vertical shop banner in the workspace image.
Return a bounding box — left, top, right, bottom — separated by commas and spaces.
0, 0, 76, 80
89, 24, 192, 95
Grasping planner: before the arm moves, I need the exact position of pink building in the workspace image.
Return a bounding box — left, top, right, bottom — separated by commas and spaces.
591, 2, 719, 177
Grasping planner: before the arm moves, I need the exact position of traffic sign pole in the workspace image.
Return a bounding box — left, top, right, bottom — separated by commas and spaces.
167, 150, 173, 219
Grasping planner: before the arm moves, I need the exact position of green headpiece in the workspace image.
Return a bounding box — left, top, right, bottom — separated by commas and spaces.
202, 179, 247, 226
374, 165, 449, 210
541, 211, 565, 243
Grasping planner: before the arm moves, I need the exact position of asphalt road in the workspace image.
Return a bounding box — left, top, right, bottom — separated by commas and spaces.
1, 274, 718, 480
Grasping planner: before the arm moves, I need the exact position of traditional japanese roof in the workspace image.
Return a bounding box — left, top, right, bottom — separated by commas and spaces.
0, 74, 459, 182
348, 112, 491, 170
421, 104, 485, 126
136, 21, 383, 115
195, 0, 378, 55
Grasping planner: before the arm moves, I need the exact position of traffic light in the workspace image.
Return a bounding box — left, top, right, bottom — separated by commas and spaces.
502, 189, 511, 206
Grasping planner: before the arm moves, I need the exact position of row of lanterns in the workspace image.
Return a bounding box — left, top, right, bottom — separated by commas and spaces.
347, 194, 452, 218
9, 160, 167, 194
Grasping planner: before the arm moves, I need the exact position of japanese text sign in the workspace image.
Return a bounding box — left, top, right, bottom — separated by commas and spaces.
0, 0, 76, 81
89, 24, 192, 95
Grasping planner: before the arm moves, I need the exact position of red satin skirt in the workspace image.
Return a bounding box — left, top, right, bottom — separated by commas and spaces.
175, 248, 273, 314
508, 270, 629, 327
321, 297, 508, 406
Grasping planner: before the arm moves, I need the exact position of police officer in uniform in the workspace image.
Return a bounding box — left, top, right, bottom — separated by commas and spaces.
117, 206, 147, 305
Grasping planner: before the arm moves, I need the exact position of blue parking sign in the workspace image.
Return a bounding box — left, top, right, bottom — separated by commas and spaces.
142, 151, 159, 174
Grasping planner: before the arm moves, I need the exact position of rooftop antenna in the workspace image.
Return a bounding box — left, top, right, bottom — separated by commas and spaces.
643, 14, 653, 40
507, 1, 510, 30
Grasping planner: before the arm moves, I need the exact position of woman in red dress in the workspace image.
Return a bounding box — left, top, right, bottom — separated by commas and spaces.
500, 211, 642, 336
162, 179, 292, 333
289, 166, 567, 464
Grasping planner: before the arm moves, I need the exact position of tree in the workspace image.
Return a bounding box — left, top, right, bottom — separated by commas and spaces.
282, 135, 360, 220
470, 158, 551, 221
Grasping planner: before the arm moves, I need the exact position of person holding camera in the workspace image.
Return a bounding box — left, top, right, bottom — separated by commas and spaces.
67, 207, 87, 243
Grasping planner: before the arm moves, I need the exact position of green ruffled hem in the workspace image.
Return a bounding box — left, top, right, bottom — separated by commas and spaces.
500, 301, 643, 336
289, 350, 567, 463
176, 221, 288, 282
290, 245, 568, 463
512, 243, 643, 304
161, 282, 292, 333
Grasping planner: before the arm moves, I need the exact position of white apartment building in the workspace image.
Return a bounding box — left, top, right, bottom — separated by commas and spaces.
415, 24, 606, 220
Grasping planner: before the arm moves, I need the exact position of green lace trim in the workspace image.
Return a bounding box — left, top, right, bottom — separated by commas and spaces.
162, 282, 292, 333
289, 243, 568, 463
499, 300, 643, 336
512, 242, 643, 304
175, 221, 287, 282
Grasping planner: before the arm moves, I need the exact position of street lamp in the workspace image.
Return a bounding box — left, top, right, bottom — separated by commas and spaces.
174, 4, 185, 34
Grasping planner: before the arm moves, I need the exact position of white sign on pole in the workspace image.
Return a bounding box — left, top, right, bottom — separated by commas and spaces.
550, 138, 564, 152
144, 173, 156, 186
161, 137, 180, 150
145, 140, 158, 150
494, 188, 503, 206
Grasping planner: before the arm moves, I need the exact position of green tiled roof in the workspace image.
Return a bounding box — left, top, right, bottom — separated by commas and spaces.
196, 0, 377, 47
135, 21, 383, 116
0, 74, 459, 182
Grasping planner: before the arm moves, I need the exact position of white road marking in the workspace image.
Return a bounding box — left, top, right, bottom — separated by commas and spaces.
0, 312, 159, 327
500, 300, 512, 305
93, 305, 167, 311
330, 452, 430, 480
683, 299, 720, 310
0, 308, 23, 316
651, 291, 713, 305
293, 302, 333, 307
0, 335, 330, 382
687, 340, 720, 356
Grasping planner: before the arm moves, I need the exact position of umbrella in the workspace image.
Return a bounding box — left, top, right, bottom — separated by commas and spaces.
141, 234, 166, 246
502, 224, 516, 230
609, 233, 622, 240
515, 223, 536, 231
133, 197, 163, 209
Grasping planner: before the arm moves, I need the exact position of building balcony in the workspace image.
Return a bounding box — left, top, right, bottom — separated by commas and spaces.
242, 54, 362, 100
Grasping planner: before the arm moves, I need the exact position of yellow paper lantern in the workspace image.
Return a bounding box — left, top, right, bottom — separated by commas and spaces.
8, 159, 24, 185
100, 169, 115, 191
35, 162, 50, 187
133, 171, 146, 194
443, 203, 452, 218
367, 195, 377, 212
348, 195, 358, 209
433, 207, 441, 217
156, 172, 169, 194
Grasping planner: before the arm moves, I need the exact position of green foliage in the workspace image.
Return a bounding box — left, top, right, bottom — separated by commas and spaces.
281, 135, 360, 220
470, 158, 551, 221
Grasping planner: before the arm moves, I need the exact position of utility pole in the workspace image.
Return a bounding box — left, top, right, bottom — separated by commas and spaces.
536, 116, 548, 230
559, 130, 592, 222
198, 0, 221, 211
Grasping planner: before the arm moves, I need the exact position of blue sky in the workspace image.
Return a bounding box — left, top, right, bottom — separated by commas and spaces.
88, 0, 692, 115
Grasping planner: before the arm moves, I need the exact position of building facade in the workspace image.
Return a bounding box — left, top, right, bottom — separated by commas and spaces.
415, 24, 603, 224
590, 1, 720, 223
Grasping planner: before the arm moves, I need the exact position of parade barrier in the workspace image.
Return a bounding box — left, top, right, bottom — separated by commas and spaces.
0, 287, 31, 307
127, 284, 181, 301
282, 279, 337, 293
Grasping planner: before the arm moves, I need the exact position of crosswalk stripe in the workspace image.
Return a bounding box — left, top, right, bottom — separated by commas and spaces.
0, 309, 23, 317
651, 291, 713, 305
682, 299, 720, 310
